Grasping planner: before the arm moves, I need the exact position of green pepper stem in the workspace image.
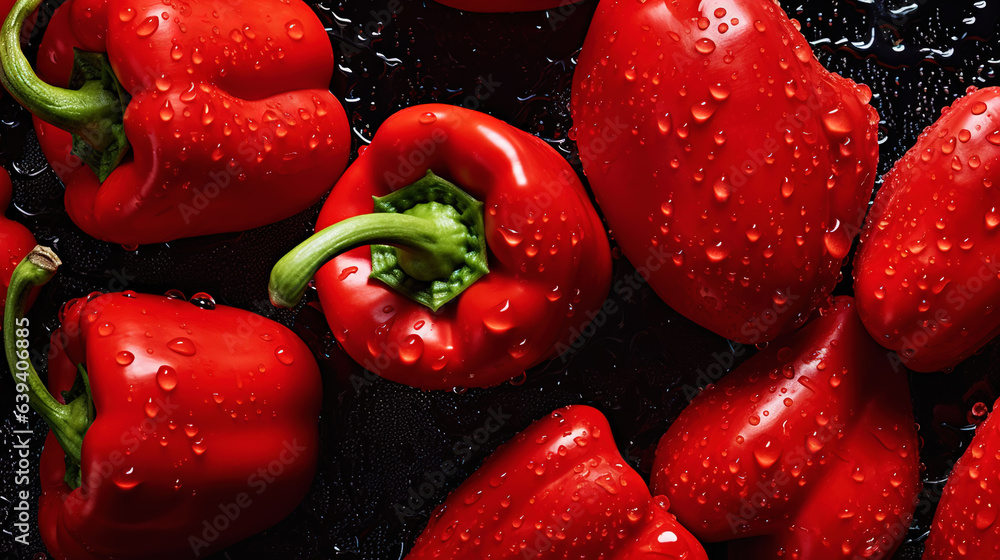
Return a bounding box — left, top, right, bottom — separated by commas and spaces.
270, 170, 490, 311
270, 213, 462, 308
0, 0, 121, 149
4, 246, 89, 470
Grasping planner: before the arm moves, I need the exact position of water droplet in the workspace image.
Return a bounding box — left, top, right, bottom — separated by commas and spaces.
439, 520, 458, 542
136, 16, 159, 37
339, 266, 359, 280
159, 101, 174, 122
972, 101, 988, 115
155, 75, 171, 92
657, 113, 672, 134
772, 289, 789, 306
98, 322, 115, 336
851, 467, 865, 482
157, 366, 178, 392
418, 112, 437, 124
713, 177, 730, 202
483, 300, 515, 332
508, 338, 530, 359
708, 83, 730, 102
275, 346, 294, 365
144, 398, 159, 418
983, 208, 1000, 231
113, 468, 140, 490
167, 337, 196, 356
189, 292, 215, 310
191, 437, 207, 455
498, 226, 523, 247
691, 101, 716, 123
399, 335, 424, 364
753, 437, 781, 468
694, 38, 716, 54
781, 177, 795, 198
119, 7, 136, 22
823, 219, 851, 259
706, 242, 729, 262
367, 317, 395, 357
116, 351, 135, 366
285, 19, 305, 40
822, 108, 854, 136
594, 474, 620, 494
976, 505, 997, 530
657, 531, 678, 543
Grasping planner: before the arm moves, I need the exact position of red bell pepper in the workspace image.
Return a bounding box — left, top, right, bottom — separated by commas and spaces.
4, 247, 322, 560
0, 0, 350, 245
269, 104, 611, 390
651, 297, 921, 559
405, 405, 708, 559
571, 0, 879, 343
432, 0, 584, 12
0, 165, 37, 313
923, 398, 1000, 559
854, 86, 1000, 372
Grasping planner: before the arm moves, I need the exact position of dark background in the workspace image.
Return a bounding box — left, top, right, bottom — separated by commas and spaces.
2, 0, 1000, 558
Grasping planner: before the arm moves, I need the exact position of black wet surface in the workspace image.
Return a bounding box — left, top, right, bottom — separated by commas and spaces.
2, 0, 1000, 558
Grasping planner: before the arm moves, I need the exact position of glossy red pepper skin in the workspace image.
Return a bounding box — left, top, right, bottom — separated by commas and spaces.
405, 405, 708, 559
27, 0, 349, 244
312, 104, 611, 389
36, 291, 321, 560
571, 0, 879, 344
854, 86, 1000, 372
923, 397, 1000, 558
652, 297, 921, 559
432, 0, 584, 12
0, 166, 37, 312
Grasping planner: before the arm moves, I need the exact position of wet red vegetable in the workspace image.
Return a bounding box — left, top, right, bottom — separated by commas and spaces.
270, 104, 611, 390
0, 0, 351, 245
652, 297, 921, 559
406, 405, 708, 559
924, 397, 1000, 559
0, 165, 36, 313
571, 0, 879, 344
4, 247, 322, 560
855, 86, 1000, 373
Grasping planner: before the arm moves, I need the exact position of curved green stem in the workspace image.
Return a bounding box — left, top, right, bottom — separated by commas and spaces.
270, 170, 489, 311
4, 247, 89, 474
0, 0, 121, 148
271, 213, 454, 307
